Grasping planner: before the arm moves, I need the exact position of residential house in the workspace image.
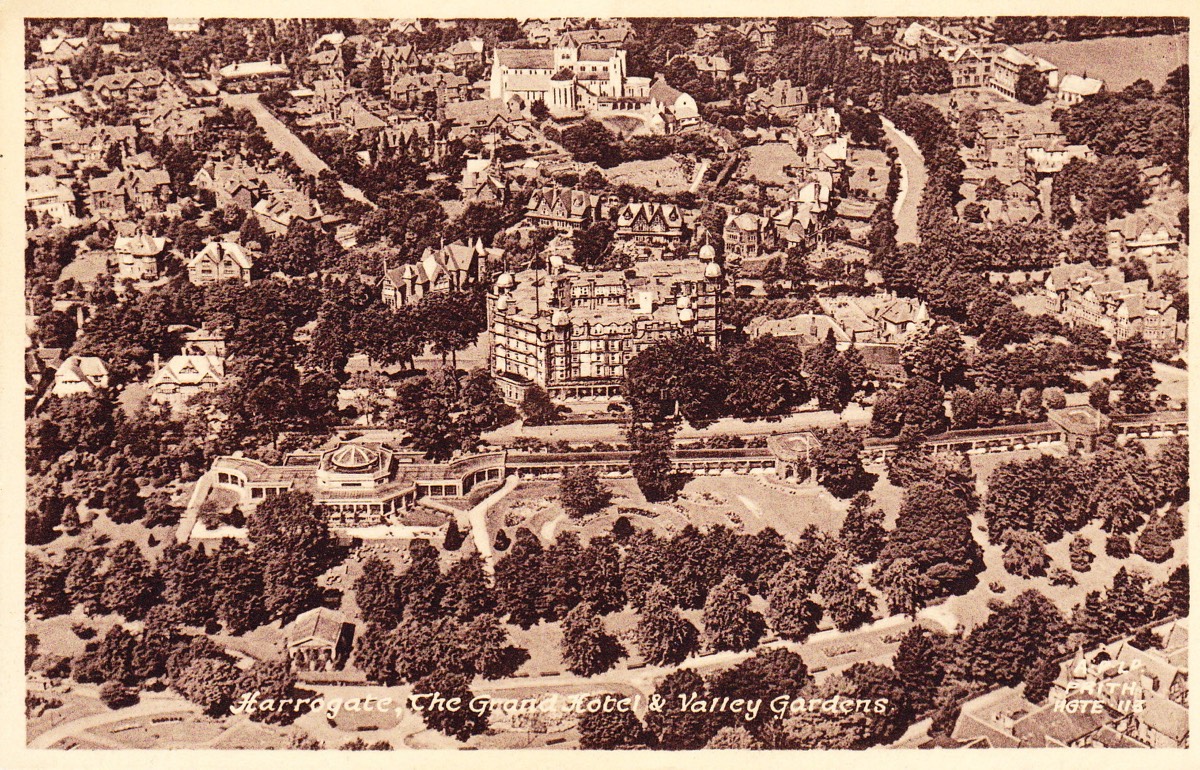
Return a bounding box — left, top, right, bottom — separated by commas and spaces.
124, 167, 172, 211
144, 105, 219, 144
90, 69, 165, 101
679, 54, 732, 80
1044, 262, 1182, 346
946, 45, 992, 89
335, 98, 388, 134
614, 202, 689, 259
50, 124, 138, 168
443, 38, 485, 71
1141, 165, 1175, 199
180, 326, 228, 357
380, 43, 419, 78
747, 312, 852, 348
381, 239, 501, 308
813, 18, 854, 38
39, 35, 88, 62
102, 20, 131, 38
113, 233, 166, 281
461, 157, 510, 203
192, 160, 264, 210
167, 18, 202, 37
25, 102, 80, 138
553, 28, 633, 49
147, 354, 227, 407
252, 190, 324, 237
188, 242, 253, 286
444, 98, 524, 139
818, 294, 930, 345
87, 171, 129, 219
52, 356, 109, 397
389, 19, 423, 37
647, 78, 700, 131
524, 186, 603, 234
1108, 212, 1181, 259
771, 200, 821, 246
217, 61, 291, 93
308, 43, 345, 82
1057, 74, 1104, 105
864, 17, 903, 39
723, 212, 778, 263
26, 64, 77, 98
990, 46, 1059, 101
25, 175, 77, 226
745, 79, 811, 117
1025, 143, 1093, 179
390, 71, 471, 110
738, 19, 777, 52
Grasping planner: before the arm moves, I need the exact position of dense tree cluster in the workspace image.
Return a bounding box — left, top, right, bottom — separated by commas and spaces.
983, 440, 1184, 546
1056, 72, 1188, 184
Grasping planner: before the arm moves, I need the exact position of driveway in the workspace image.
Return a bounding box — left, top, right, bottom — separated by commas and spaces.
221, 92, 374, 208
880, 116, 927, 245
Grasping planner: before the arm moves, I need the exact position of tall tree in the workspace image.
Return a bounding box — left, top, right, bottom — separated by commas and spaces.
101, 541, 160, 621
560, 601, 625, 676
623, 336, 725, 426
701, 576, 765, 653
766, 560, 822, 642
492, 529, 546, 629
812, 426, 866, 498
815, 549, 876, 631
1114, 333, 1158, 413
352, 556, 400, 627
246, 492, 332, 622
559, 466, 611, 519
645, 668, 718, 749
876, 482, 983, 604
634, 583, 699, 666
628, 421, 676, 502
410, 672, 489, 742
839, 493, 886, 564
723, 336, 808, 417
578, 698, 647, 749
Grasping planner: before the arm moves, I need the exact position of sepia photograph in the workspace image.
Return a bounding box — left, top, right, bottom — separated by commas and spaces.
19, 10, 1190, 754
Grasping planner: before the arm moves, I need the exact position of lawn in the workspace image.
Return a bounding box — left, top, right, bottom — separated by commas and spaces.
26, 691, 107, 744
97, 712, 224, 749
491, 472, 882, 548
602, 157, 692, 193
741, 142, 805, 187
1018, 32, 1188, 90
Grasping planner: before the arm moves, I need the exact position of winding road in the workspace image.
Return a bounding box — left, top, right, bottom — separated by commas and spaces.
880, 116, 927, 245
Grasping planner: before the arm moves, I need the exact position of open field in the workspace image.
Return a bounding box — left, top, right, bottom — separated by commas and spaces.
1018, 33, 1188, 90
602, 157, 692, 193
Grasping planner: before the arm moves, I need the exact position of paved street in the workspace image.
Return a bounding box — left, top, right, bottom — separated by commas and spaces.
221, 92, 375, 208
881, 116, 927, 245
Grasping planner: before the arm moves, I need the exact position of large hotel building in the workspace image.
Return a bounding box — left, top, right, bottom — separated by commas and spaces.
487, 255, 723, 404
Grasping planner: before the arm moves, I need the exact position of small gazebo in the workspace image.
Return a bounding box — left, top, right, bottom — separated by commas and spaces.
766, 431, 821, 485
